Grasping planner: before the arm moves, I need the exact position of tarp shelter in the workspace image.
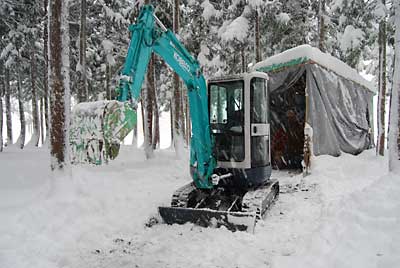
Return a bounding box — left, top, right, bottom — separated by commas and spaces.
252, 45, 376, 170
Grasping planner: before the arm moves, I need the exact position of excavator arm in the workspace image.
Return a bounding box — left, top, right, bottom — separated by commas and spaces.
117, 5, 216, 189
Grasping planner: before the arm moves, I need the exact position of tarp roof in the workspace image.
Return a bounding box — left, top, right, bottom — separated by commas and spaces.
252, 45, 376, 93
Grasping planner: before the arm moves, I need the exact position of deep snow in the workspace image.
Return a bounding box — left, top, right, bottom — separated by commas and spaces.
0, 146, 399, 268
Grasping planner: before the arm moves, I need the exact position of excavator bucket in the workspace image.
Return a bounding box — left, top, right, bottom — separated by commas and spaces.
70, 100, 136, 164
158, 207, 256, 232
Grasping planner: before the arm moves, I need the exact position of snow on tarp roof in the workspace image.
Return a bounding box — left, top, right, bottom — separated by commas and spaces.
252, 45, 376, 93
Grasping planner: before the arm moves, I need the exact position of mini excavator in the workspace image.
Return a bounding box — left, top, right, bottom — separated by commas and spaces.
70, 5, 279, 232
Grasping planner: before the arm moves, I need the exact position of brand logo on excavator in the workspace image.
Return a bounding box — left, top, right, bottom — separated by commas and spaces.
174, 52, 191, 73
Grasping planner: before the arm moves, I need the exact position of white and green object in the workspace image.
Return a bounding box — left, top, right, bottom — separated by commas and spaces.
70, 100, 136, 165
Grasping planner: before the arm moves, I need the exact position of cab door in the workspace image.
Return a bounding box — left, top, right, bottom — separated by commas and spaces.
250, 77, 270, 167
209, 80, 245, 164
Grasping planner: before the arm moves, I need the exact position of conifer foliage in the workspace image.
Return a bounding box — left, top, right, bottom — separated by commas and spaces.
0, 0, 399, 167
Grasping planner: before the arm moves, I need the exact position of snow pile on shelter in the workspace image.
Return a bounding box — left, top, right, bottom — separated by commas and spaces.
252, 45, 375, 158
253, 45, 375, 92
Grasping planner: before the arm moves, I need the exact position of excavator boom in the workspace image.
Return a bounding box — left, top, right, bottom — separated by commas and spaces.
71, 5, 216, 189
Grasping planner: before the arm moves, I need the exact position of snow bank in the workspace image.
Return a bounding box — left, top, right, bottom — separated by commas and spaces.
252, 44, 376, 93
277, 151, 399, 268
0, 146, 190, 268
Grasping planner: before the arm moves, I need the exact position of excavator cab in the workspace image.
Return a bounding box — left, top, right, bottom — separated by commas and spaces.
208, 72, 272, 189
159, 72, 278, 232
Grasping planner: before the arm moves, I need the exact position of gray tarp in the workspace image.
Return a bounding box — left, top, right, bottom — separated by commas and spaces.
267, 64, 373, 156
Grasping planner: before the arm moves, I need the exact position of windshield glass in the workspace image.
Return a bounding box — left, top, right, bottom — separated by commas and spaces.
209, 80, 244, 162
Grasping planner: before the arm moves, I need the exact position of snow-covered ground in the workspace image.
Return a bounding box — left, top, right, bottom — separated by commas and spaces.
0, 146, 399, 268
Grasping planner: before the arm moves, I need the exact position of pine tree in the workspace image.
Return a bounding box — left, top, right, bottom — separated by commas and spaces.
172, 0, 184, 155
0, 62, 3, 152
43, 0, 50, 143
153, 88, 160, 149
145, 55, 155, 158
0, 2, 13, 148
77, 0, 88, 103
254, 8, 261, 62
40, 98, 45, 144
152, 56, 160, 149
4, 68, 12, 146
318, 0, 326, 52
377, 0, 387, 156
16, 50, 25, 149
30, 44, 40, 147
49, 0, 70, 170
26, 0, 41, 147
140, 0, 159, 158
0, 0, 45, 149
388, 0, 400, 172
92, 0, 131, 100
329, 0, 377, 69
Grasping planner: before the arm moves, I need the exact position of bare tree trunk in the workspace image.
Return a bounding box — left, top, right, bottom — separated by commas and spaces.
129, 5, 138, 148
132, 124, 137, 147
142, 57, 160, 153
40, 98, 45, 145
30, 49, 40, 146
0, 93, 2, 152
153, 110, 160, 149
180, 81, 186, 144
377, 1, 387, 156
255, 9, 261, 62
5, 69, 12, 146
139, 1, 153, 152
49, 0, 70, 170
43, 0, 49, 143
145, 55, 154, 158
105, 64, 111, 100
388, 0, 400, 172
241, 46, 246, 72
78, 0, 87, 102
318, 0, 326, 52
152, 64, 160, 149
17, 68, 25, 149
173, 75, 182, 149
180, 89, 188, 146
180, 90, 185, 145
140, 91, 145, 139
170, 101, 173, 144
173, 0, 183, 155
186, 93, 191, 145
105, 13, 111, 100
0, 64, 3, 152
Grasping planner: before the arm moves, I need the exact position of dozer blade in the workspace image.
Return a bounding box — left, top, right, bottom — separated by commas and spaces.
158, 206, 256, 233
